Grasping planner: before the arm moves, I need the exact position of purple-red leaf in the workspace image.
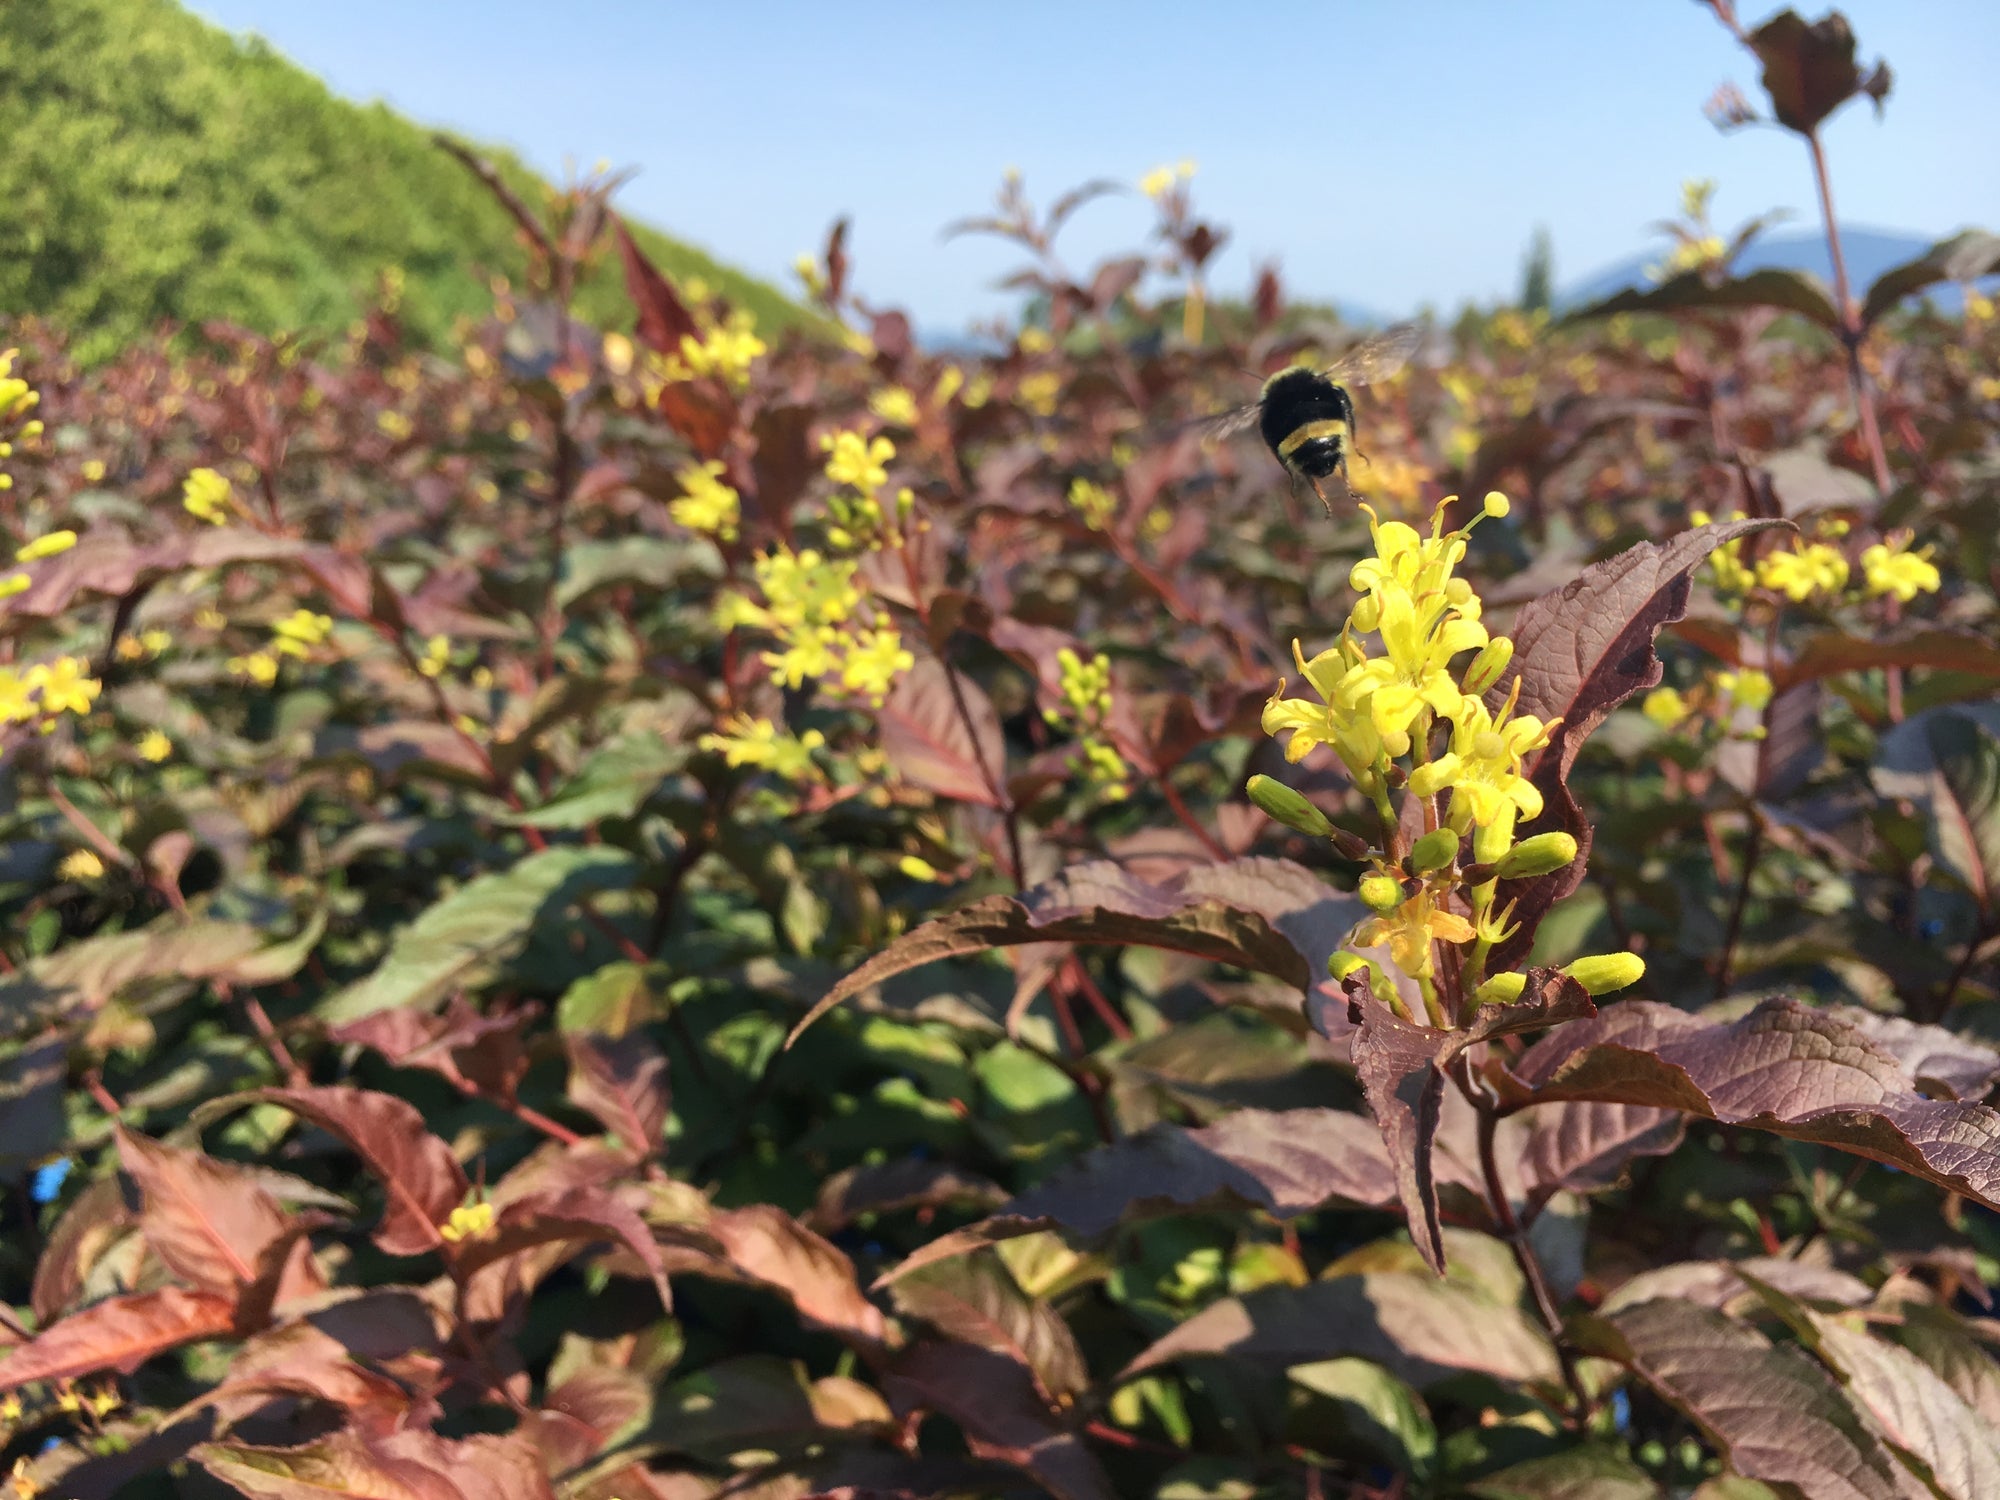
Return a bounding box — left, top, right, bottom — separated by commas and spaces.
794, 857, 1358, 1042
611, 214, 699, 356
1510, 998, 2000, 1210
1121, 1272, 1560, 1392
1488, 519, 1789, 967
449, 1184, 676, 1315
249, 1087, 469, 1256
1573, 1297, 1905, 1500
884, 1342, 1115, 1500
0, 1287, 237, 1391
881, 1107, 1401, 1284
877, 656, 1005, 807
891, 1254, 1088, 1405
1348, 971, 1595, 1271
564, 1030, 670, 1160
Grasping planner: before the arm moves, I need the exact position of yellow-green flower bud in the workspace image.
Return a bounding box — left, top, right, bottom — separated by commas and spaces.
1460, 637, 1515, 696
1358, 874, 1403, 912
1474, 972, 1527, 1006
1408, 828, 1459, 874
1494, 832, 1580, 879
1562, 952, 1646, 996
1246, 774, 1333, 838
1482, 490, 1511, 519
1328, 951, 1370, 981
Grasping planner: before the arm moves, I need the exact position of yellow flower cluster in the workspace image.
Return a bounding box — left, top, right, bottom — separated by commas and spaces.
0, 657, 102, 727
698, 712, 826, 782
656, 311, 766, 391
1698, 511, 1942, 610
182, 467, 234, 525
670, 460, 741, 543
416, 633, 451, 678
1347, 452, 1432, 515
438, 1199, 495, 1243
1262, 494, 1639, 1024
868, 386, 921, 427
821, 428, 914, 552
718, 547, 912, 707
1140, 159, 1197, 200
1067, 477, 1119, 531
272, 609, 333, 659
1017, 371, 1061, 418
1043, 647, 1130, 801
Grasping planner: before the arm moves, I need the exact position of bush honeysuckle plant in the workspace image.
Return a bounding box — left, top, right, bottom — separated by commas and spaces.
5, 8, 2000, 1499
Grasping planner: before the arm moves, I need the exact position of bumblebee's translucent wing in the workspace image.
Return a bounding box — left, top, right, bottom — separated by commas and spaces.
1195, 401, 1265, 444
1316, 323, 1421, 389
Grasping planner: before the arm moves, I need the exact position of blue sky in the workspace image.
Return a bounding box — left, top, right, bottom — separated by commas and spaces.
188, 1, 1998, 331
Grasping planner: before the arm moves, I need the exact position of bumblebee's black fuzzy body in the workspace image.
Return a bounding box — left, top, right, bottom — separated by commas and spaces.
1258, 366, 1356, 486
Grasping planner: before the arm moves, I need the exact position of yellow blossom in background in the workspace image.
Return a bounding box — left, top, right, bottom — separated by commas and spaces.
271, 608, 334, 659
1017, 371, 1061, 417
1642, 686, 1689, 728
698, 713, 827, 782
670, 460, 741, 543
229, 651, 280, 686
1755, 542, 1849, 602
669, 316, 766, 389
1714, 668, 1775, 713
137, 729, 172, 762
0, 670, 34, 723
898, 854, 940, 881
1139, 165, 1175, 199
57, 849, 105, 882
1017, 327, 1054, 356
1859, 536, 1942, 602
823, 430, 894, 495
868, 386, 920, 427
840, 627, 915, 705
1068, 477, 1118, 530
438, 1200, 495, 1243
1347, 453, 1432, 514
962, 373, 994, 409
417, 635, 451, 678
376, 411, 415, 440
182, 468, 233, 525
0, 573, 29, 600
15, 530, 76, 563
1044, 647, 1131, 800
933, 366, 965, 405
27, 657, 100, 718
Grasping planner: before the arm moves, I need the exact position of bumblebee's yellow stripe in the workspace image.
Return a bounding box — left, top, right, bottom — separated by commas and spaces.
1276, 419, 1348, 460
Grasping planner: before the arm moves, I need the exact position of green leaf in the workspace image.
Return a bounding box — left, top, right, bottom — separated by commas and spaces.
556, 960, 665, 1037
499, 734, 685, 829
556, 535, 713, 609
1927, 712, 2000, 914
1464, 1444, 1663, 1499
317, 846, 637, 1022
1288, 1358, 1438, 1480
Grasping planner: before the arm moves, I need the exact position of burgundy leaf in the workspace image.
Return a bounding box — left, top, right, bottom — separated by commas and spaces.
1574, 1298, 1905, 1500
809, 1158, 1008, 1232
250, 1087, 469, 1256
1521, 1099, 1687, 1211
882, 1108, 1403, 1283
1780, 629, 2000, 691
884, 1342, 1115, 1500
449, 1185, 677, 1315
794, 857, 1359, 1042
1747, 7, 1886, 135
0, 527, 305, 623
611, 215, 699, 356
200, 1318, 426, 1440
1348, 971, 1595, 1271
1601, 1257, 1872, 1315
1826, 1007, 2000, 1100
332, 997, 537, 1102
116, 1126, 296, 1297
1810, 1311, 2000, 1500
564, 1030, 670, 1160
1488, 519, 1786, 967
0, 1287, 237, 1391
1121, 1272, 1560, 1392
193, 1427, 467, 1500
891, 1254, 1089, 1404
31, 1176, 134, 1323
1511, 998, 2000, 1210
698, 1205, 888, 1348
877, 656, 1005, 807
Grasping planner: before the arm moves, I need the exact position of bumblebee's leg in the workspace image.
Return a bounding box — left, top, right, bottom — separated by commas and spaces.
1307, 474, 1335, 518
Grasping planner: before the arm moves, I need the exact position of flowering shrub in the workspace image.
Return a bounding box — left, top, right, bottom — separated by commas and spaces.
2, 8, 2000, 1498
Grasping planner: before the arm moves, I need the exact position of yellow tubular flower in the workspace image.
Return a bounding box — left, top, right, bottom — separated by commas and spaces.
182, 468, 233, 525
15, 530, 76, 563
698, 714, 827, 781
1439, 685, 1558, 833
1859, 537, 1941, 602
823, 430, 894, 495
1754, 542, 1849, 603
0, 669, 36, 723
839, 626, 915, 705
137, 729, 172, 762
27, 657, 100, 718
1642, 686, 1688, 728
671, 460, 741, 542
1351, 888, 1477, 981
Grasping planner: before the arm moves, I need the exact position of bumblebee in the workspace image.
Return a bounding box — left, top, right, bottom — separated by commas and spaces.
1202, 323, 1421, 513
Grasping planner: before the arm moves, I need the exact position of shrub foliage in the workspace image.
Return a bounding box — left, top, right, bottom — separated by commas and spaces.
3, 7, 2000, 1497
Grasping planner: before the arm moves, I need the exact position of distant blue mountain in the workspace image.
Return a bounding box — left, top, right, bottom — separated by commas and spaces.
1560, 226, 1982, 311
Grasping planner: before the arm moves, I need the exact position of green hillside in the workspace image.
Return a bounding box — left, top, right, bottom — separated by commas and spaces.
0, 0, 820, 360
